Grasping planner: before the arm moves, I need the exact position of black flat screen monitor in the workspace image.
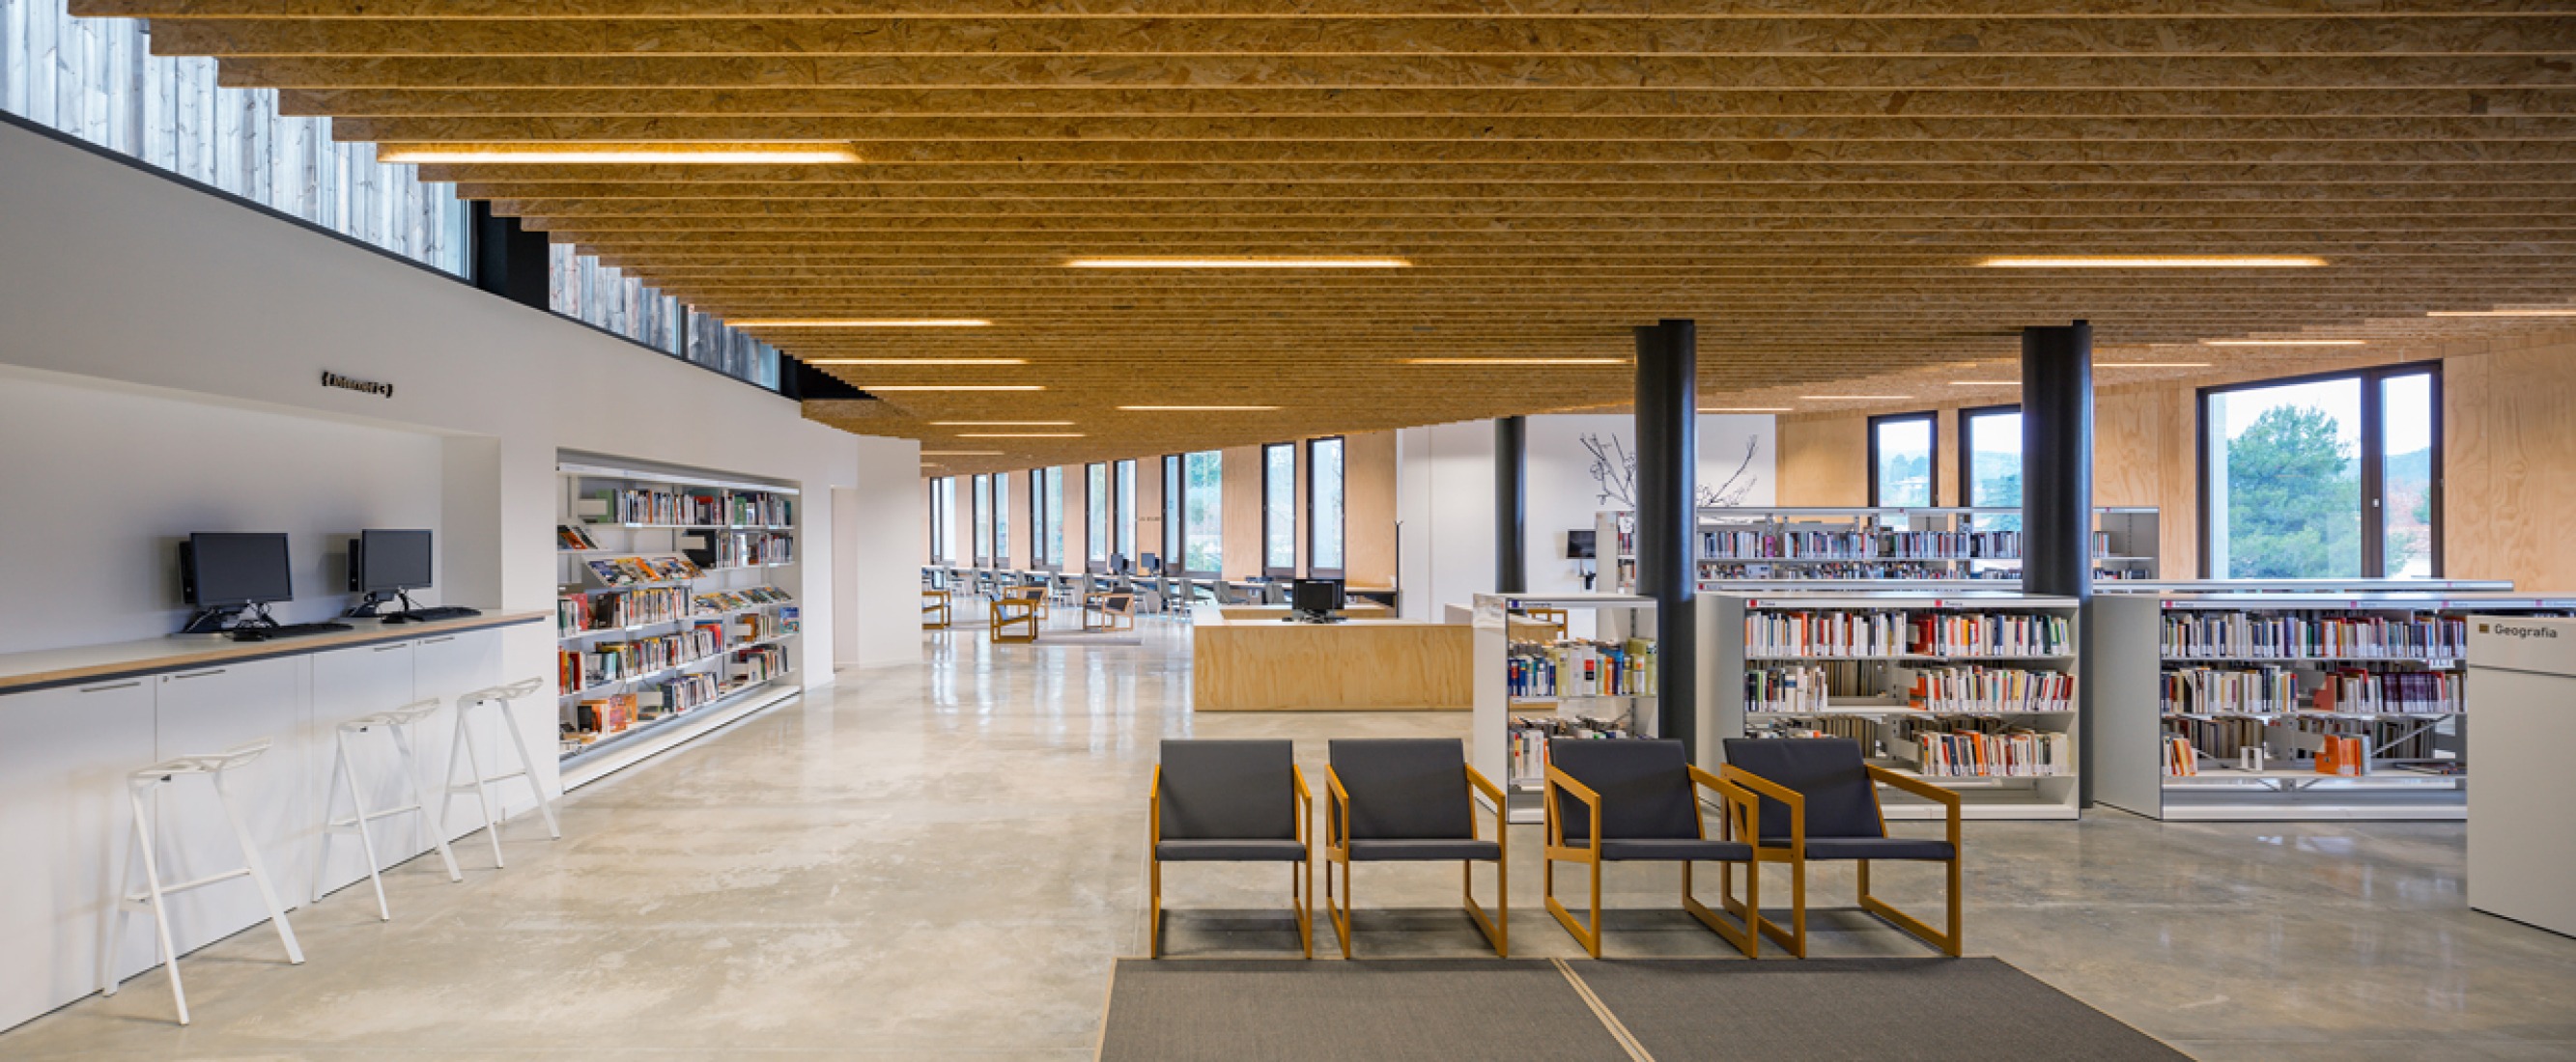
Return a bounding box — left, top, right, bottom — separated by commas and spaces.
184, 533, 294, 607
1291, 578, 1345, 615
1141, 551, 1163, 573
1567, 529, 1598, 560
352, 529, 434, 592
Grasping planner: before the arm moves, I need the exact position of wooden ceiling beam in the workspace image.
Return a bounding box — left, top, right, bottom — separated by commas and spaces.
73, 0, 2576, 18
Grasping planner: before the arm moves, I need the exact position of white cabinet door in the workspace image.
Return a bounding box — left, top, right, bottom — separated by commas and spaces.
151, 657, 306, 956
411, 629, 532, 830
0, 679, 157, 1031
308, 641, 420, 897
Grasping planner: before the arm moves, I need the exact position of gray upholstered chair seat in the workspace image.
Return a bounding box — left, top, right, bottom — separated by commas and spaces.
1764, 836, 1956, 861
1156, 838, 1311, 862
1597, 838, 1755, 862
1345, 837, 1501, 862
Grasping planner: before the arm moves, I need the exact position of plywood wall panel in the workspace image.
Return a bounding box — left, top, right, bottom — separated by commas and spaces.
1777, 416, 1869, 506
1345, 430, 1400, 588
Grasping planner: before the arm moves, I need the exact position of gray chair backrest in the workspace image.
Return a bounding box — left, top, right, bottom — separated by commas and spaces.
1546, 739, 1700, 843
1328, 739, 1473, 841
1720, 738, 1883, 841
1158, 740, 1297, 841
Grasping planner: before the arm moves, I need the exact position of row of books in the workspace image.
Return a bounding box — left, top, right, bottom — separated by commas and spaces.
2161, 666, 2461, 716
584, 554, 703, 586
695, 586, 794, 613
1744, 664, 1833, 713
1506, 716, 1636, 787
560, 671, 726, 754
732, 644, 791, 685
1698, 529, 2119, 562
712, 530, 795, 568
558, 587, 688, 635
1907, 727, 2071, 778
2164, 715, 2447, 769
2161, 612, 2467, 660
1697, 563, 2145, 582
1506, 638, 1658, 698
1743, 610, 2071, 657
559, 625, 727, 692
582, 488, 792, 528
1747, 664, 2073, 714
1743, 716, 1877, 744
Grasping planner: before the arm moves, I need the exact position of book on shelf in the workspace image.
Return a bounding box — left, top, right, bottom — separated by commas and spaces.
2163, 737, 2200, 776
1506, 715, 1635, 789
2161, 612, 2467, 660
557, 524, 601, 550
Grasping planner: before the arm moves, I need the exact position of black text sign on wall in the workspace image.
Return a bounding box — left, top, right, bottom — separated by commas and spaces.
321, 371, 393, 399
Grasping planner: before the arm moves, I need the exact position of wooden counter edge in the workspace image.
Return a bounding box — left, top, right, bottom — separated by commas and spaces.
0, 610, 551, 696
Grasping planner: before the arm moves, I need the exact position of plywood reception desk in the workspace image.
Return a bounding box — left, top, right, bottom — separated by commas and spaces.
1191, 604, 1470, 712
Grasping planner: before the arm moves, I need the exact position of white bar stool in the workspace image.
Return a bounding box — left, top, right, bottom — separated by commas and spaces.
314, 698, 463, 920
442, 678, 561, 868
100, 741, 304, 1025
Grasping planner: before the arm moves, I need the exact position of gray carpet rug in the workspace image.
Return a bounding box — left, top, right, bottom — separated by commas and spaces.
1098, 960, 1631, 1061
1097, 958, 2183, 1062
1576, 958, 2187, 1061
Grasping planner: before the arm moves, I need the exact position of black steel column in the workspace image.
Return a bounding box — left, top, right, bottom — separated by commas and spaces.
470, 201, 551, 310
1634, 320, 1698, 754
1496, 415, 1528, 594
2023, 321, 2095, 805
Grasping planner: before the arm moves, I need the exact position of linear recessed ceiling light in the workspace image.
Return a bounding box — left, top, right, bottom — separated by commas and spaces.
1402, 357, 1629, 366
378, 143, 861, 165
1800, 395, 1910, 401
2101, 362, 2214, 369
1949, 380, 2021, 386
930, 420, 1075, 427
2200, 339, 2367, 347
921, 450, 1004, 456
1065, 257, 1410, 269
732, 319, 989, 328
1118, 405, 1280, 411
863, 385, 1045, 392
1700, 407, 1794, 413
955, 433, 1086, 438
807, 358, 1026, 366
2426, 309, 2576, 317
1977, 255, 2329, 268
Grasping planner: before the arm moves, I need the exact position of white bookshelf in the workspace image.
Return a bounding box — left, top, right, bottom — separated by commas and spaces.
1701, 590, 2084, 821
554, 459, 803, 790
1599, 506, 2158, 592
1469, 592, 1659, 824
2093, 591, 2576, 821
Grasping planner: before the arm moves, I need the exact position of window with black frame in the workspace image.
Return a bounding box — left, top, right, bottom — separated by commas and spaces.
1308, 437, 1346, 579
2200, 364, 2440, 578
1262, 443, 1297, 577
1960, 406, 2024, 533
1869, 412, 1938, 507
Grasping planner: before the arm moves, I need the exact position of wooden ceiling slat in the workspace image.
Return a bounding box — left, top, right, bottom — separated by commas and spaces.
57, 0, 2574, 469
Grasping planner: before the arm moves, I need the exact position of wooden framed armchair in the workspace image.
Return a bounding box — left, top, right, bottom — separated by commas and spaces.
989, 591, 1041, 643
1084, 590, 1138, 632
921, 588, 952, 630
1148, 740, 1313, 959
1543, 739, 1762, 959
1322, 739, 1508, 958
1721, 737, 1963, 958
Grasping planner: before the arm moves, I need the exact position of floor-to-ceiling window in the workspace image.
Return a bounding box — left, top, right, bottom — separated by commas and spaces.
1869, 412, 1938, 507
1087, 462, 1111, 573
1162, 456, 1182, 573
992, 472, 1011, 566
1262, 443, 1297, 577
1116, 460, 1138, 569
1182, 451, 1224, 576
2201, 364, 2440, 578
1961, 406, 2023, 533
1030, 467, 1065, 570
1308, 437, 1346, 578
927, 477, 954, 564
972, 475, 994, 566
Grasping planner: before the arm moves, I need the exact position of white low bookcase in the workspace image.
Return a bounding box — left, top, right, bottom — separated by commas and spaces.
1468, 593, 1659, 824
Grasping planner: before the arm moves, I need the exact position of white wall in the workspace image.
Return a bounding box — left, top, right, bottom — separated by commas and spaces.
0, 119, 921, 678
1397, 413, 1776, 618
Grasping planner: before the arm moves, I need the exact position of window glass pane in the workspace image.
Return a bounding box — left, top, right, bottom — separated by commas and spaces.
1089, 464, 1109, 563
972, 475, 992, 563
0, 0, 467, 275
1265, 444, 1296, 571
1873, 417, 1935, 507
2382, 373, 2436, 577
1042, 467, 1063, 566
1164, 457, 1181, 566
2206, 377, 2364, 578
993, 473, 1010, 563
1312, 439, 1345, 572
1965, 410, 2024, 533
1185, 451, 1224, 573
1118, 460, 1138, 560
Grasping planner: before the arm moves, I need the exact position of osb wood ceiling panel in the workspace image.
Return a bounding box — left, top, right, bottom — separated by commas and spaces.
78, 0, 2576, 476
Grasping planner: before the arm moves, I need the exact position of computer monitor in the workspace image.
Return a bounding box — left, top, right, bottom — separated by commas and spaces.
183, 533, 294, 607
1291, 578, 1345, 617
1141, 551, 1162, 573
350, 529, 434, 593
1567, 529, 1598, 560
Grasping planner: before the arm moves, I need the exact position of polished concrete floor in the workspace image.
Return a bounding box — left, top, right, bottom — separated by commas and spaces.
6, 617, 2574, 1059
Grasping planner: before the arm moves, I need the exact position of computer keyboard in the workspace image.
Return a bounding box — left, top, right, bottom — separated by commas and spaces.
385, 605, 483, 623
230, 622, 355, 641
